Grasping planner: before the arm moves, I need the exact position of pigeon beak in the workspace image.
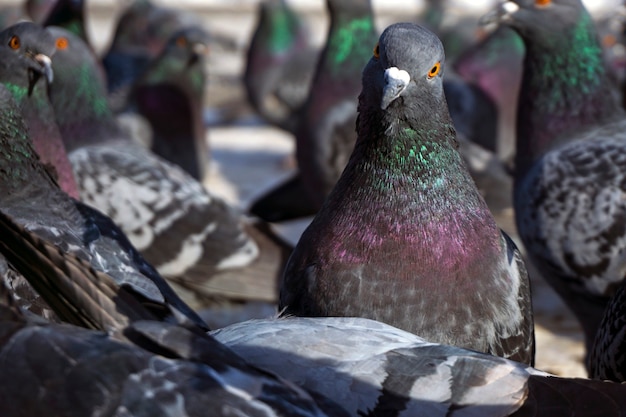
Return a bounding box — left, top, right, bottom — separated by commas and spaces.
192, 42, 209, 56
381, 67, 410, 110
479, 1, 519, 26
34, 53, 54, 84
188, 43, 208, 66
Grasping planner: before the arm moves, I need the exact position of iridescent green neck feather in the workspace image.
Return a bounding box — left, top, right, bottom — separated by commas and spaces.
326, 13, 376, 75
515, 11, 623, 175
319, 104, 501, 276
0, 88, 55, 193
50, 61, 123, 151
4, 82, 80, 198
267, 3, 301, 54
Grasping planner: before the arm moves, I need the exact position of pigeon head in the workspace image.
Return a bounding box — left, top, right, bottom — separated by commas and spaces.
139, 27, 210, 87
481, 0, 592, 47
0, 22, 55, 89
359, 23, 451, 135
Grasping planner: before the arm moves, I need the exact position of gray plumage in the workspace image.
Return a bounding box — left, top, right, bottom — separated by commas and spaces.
215, 316, 626, 417
279, 22, 534, 365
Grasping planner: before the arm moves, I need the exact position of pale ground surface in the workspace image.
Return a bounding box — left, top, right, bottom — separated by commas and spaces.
2, 0, 607, 378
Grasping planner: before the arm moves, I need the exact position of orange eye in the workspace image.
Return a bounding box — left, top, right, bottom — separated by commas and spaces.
373, 42, 379, 59
8, 35, 20, 50
176, 36, 188, 48
55, 37, 68, 50
428, 62, 441, 78
535, 0, 551, 6
603, 34, 617, 47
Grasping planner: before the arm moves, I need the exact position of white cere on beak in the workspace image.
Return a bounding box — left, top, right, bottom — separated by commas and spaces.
502, 1, 520, 14
34, 53, 53, 83
381, 67, 410, 110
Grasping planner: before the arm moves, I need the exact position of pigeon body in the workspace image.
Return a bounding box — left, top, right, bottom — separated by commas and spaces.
485, 0, 626, 356
250, 0, 378, 221
0, 211, 343, 417
128, 27, 210, 181
244, 0, 317, 134
47, 27, 287, 307
280, 23, 535, 365
215, 316, 626, 417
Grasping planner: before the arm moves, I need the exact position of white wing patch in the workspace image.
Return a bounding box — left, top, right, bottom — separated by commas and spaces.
70, 143, 212, 254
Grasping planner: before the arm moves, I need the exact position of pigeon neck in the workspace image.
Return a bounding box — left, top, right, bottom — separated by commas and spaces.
324, 9, 376, 76
515, 13, 622, 176
264, 3, 303, 55
134, 83, 207, 180
51, 62, 125, 151
324, 117, 502, 278
4, 83, 80, 199
302, 7, 376, 117
0, 90, 59, 194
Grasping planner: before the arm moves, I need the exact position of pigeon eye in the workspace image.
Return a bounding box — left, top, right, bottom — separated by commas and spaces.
428, 62, 441, 78
55, 37, 68, 50
535, 0, 551, 6
8, 35, 20, 50
176, 36, 188, 48
373, 42, 379, 59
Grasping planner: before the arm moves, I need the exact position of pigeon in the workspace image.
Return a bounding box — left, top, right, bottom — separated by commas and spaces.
482, 0, 626, 359
279, 22, 535, 365
244, 0, 318, 135
127, 26, 211, 181
0, 22, 79, 199
249, 0, 378, 222
0, 210, 344, 417
0, 56, 206, 332
46, 26, 288, 308
214, 316, 626, 417
102, 0, 201, 108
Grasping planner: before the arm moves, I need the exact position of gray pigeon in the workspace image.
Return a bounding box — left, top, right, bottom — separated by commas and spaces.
483, 0, 626, 360
279, 22, 535, 365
